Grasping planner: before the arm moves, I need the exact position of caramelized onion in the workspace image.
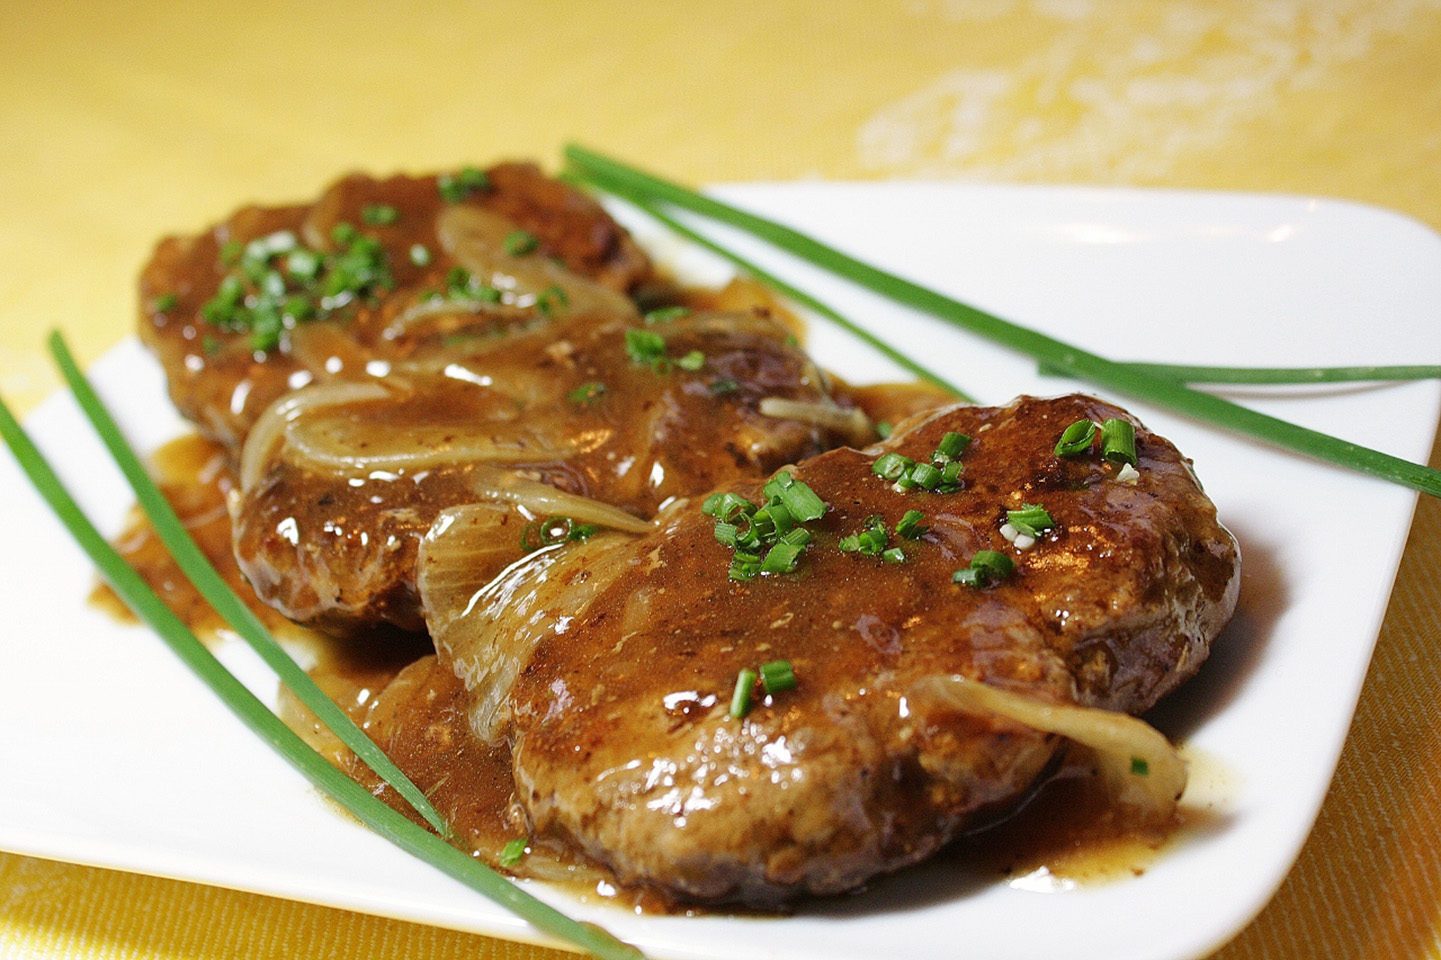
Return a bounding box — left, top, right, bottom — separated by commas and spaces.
419, 510, 634, 742
239, 381, 394, 493
435, 206, 637, 319
759, 397, 874, 446
464, 465, 654, 534
909, 674, 1187, 820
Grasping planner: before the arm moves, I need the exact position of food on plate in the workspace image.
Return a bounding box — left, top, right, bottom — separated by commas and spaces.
133, 162, 1240, 907
415, 393, 1238, 903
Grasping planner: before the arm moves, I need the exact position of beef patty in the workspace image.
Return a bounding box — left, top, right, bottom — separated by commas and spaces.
420, 393, 1239, 904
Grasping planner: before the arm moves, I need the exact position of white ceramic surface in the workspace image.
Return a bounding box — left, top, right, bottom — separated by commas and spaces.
2, 183, 1439, 960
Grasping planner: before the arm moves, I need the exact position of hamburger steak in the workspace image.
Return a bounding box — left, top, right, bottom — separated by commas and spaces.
419, 393, 1240, 904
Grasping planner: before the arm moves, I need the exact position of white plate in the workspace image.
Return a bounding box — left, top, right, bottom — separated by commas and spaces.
2, 183, 1439, 960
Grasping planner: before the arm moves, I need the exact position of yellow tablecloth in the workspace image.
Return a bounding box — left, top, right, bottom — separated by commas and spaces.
2, 2, 1439, 957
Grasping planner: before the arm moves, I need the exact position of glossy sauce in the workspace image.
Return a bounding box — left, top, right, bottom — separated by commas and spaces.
101, 417, 1217, 912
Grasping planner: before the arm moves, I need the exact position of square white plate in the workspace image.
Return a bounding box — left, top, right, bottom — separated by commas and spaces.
2, 182, 1439, 960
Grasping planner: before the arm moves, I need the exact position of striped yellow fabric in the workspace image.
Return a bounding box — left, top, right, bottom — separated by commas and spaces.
2, 2, 1439, 958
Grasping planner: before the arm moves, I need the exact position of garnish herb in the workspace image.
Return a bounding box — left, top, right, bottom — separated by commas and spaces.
625, 328, 667, 366
875, 420, 893, 439
437, 166, 491, 203
1005, 503, 1054, 539
895, 509, 928, 539
1055, 419, 1098, 457
729, 668, 758, 718
409, 243, 432, 267
759, 659, 797, 693
1101, 418, 1138, 466
567, 381, 607, 405
150, 293, 178, 313
564, 143, 1441, 500
702, 470, 827, 581
362, 203, 400, 226
644, 305, 689, 324
709, 378, 739, 394
1131, 756, 1151, 776
838, 515, 890, 556
503, 229, 539, 256
499, 837, 529, 868
677, 350, 705, 371
200, 225, 394, 351
953, 549, 1015, 587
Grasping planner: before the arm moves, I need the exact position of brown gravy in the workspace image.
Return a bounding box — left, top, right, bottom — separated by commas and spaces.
98, 421, 1219, 913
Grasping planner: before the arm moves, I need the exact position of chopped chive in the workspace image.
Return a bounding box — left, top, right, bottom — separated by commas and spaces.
409, 243, 432, 267
881, 546, 907, 563
563, 144, 1441, 501
954, 549, 1014, 587
1101, 418, 1137, 466
709, 378, 739, 394
677, 350, 705, 371
779, 479, 826, 523
759, 659, 797, 694
1006, 503, 1054, 539
150, 293, 178, 313
644, 305, 689, 324
872, 452, 912, 482
438, 166, 491, 203
933, 431, 971, 461
875, 420, 893, 439
760, 541, 804, 573
625, 328, 667, 365
499, 837, 529, 868
730, 669, 758, 718
1130, 756, 1151, 776
503, 229, 539, 256
907, 461, 942, 491
567, 381, 607, 405
1055, 419, 1098, 457
895, 509, 927, 539
362, 203, 400, 226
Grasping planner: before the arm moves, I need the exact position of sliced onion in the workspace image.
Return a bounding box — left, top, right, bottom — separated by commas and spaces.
239, 380, 393, 493
419, 507, 635, 743
436, 205, 637, 319
759, 397, 874, 446
282, 415, 594, 478
909, 674, 1187, 821
465, 464, 654, 534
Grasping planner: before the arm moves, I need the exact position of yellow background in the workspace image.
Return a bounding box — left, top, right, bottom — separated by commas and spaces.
2, 1, 1440, 957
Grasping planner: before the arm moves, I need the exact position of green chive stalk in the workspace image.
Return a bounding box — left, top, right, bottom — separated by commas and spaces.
0, 390, 644, 960
47, 332, 448, 837
1042, 361, 1441, 385
563, 144, 1441, 499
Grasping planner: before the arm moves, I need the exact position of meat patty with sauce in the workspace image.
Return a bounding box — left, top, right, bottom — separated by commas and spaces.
419, 393, 1240, 904
233, 309, 854, 636
138, 162, 653, 454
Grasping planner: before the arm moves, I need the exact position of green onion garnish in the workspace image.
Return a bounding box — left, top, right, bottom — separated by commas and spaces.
759, 659, 797, 694
875, 421, 893, 439
567, 381, 607, 405
1054, 419, 1097, 457
438, 166, 491, 203
362, 203, 400, 226
881, 546, 907, 563
1130, 756, 1151, 776
895, 509, 927, 539
1040, 359, 1441, 385
409, 244, 432, 267
624, 328, 667, 365
729, 669, 758, 718
1006, 503, 1054, 539
499, 837, 529, 868
1101, 418, 1138, 466
872, 452, 912, 482
150, 293, 178, 313
953, 549, 1015, 587
933, 431, 971, 461
709, 378, 739, 394
0, 368, 643, 960
563, 144, 1441, 500
503, 229, 539, 256
579, 181, 973, 403
643, 305, 689, 324
677, 350, 705, 371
